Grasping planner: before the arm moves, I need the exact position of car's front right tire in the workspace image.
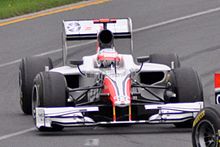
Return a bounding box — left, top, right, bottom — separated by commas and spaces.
32, 71, 67, 131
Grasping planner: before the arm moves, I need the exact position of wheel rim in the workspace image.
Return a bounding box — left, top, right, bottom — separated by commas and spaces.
32, 85, 39, 120
195, 120, 218, 147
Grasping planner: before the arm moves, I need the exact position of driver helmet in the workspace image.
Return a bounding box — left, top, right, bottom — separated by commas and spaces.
97, 48, 120, 68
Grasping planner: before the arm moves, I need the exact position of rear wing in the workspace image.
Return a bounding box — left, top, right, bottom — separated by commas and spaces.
63, 18, 132, 40
62, 18, 133, 65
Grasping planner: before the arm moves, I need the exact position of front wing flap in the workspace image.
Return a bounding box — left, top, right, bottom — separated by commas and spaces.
35, 102, 203, 128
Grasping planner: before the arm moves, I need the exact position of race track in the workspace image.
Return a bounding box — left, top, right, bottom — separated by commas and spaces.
1, 0, 220, 146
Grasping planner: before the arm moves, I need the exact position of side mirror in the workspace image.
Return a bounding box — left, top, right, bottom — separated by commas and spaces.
70, 60, 83, 66
69, 60, 85, 76
136, 56, 150, 73
136, 56, 149, 63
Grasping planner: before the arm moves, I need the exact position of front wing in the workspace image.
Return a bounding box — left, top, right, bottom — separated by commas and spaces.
36, 102, 203, 128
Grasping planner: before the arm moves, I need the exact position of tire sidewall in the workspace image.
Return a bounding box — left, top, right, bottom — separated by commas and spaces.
32, 73, 44, 119
33, 72, 67, 107
32, 72, 66, 131
192, 106, 220, 147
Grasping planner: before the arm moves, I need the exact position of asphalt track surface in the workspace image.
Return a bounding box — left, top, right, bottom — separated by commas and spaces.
1, 0, 220, 146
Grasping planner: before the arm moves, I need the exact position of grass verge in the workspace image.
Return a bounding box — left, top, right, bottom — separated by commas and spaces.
0, 0, 82, 19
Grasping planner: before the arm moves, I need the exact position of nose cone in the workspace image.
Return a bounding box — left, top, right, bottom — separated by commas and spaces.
103, 71, 131, 107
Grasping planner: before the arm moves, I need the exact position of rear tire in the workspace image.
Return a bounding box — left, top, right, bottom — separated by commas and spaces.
32, 72, 67, 131
192, 105, 220, 147
149, 53, 180, 68
19, 56, 53, 114
170, 67, 203, 128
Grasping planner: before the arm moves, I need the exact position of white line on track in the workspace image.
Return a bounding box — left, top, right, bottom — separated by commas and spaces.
1, 6, 220, 141
0, 59, 21, 68
134, 6, 220, 32
0, 127, 35, 141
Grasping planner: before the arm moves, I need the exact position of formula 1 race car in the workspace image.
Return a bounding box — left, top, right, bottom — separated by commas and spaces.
19, 18, 204, 131
192, 73, 220, 147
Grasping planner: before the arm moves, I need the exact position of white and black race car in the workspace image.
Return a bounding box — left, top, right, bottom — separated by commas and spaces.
192, 73, 220, 147
19, 18, 204, 131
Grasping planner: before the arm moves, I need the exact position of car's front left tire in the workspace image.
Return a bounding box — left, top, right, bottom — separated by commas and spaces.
169, 67, 203, 128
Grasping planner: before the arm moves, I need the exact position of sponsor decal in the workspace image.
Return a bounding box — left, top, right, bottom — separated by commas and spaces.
193, 110, 205, 127
84, 26, 92, 31
67, 22, 81, 33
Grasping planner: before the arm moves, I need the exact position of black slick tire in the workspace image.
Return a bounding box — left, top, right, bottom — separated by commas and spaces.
19, 56, 53, 114
170, 67, 203, 128
171, 67, 203, 103
192, 105, 220, 147
32, 71, 67, 131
